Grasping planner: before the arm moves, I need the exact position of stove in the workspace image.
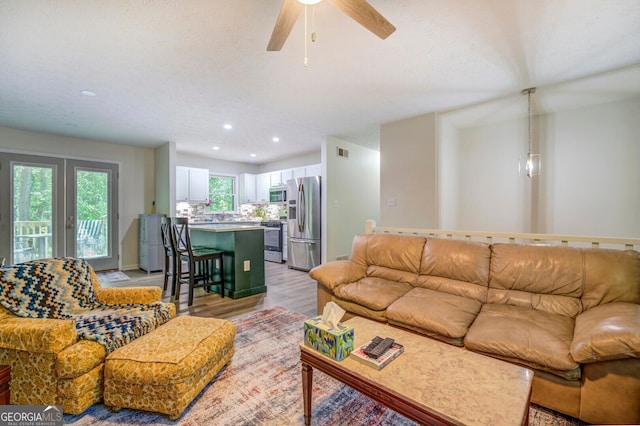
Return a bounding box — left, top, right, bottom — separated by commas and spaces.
261, 220, 284, 263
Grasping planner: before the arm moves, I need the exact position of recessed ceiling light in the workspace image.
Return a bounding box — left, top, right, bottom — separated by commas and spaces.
81, 90, 96, 97
272, 137, 280, 142
212, 146, 220, 151
223, 124, 232, 130
250, 153, 256, 158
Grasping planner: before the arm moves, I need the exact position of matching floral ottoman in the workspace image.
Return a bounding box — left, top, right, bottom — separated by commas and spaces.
103, 315, 236, 419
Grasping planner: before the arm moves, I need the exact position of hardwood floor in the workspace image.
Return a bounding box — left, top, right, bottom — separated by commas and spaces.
109, 261, 318, 320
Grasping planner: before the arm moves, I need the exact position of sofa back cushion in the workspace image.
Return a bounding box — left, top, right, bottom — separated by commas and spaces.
416, 238, 491, 302
363, 234, 425, 284
581, 248, 640, 310
349, 233, 371, 267
488, 244, 583, 318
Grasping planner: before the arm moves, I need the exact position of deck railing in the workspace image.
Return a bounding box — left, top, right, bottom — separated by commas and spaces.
364, 220, 640, 251
12, 220, 107, 262
13, 220, 52, 262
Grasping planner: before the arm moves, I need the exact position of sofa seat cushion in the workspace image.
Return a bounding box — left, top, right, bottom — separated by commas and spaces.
333, 277, 413, 311
415, 275, 487, 304
387, 288, 482, 346
332, 298, 387, 322
465, 304, 580, 380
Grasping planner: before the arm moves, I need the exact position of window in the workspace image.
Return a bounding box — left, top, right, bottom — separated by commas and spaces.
208, 175, 236, 212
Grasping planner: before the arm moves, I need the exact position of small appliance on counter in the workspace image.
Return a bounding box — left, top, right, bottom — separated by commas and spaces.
287, 176, 321, 271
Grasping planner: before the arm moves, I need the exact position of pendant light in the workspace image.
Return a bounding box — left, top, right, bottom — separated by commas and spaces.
520, 87, 540, 178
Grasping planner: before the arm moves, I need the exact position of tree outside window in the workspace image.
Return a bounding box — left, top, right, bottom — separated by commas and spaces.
208, 175, 235, 212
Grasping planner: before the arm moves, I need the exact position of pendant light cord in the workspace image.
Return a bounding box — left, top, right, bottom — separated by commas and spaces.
527, 90, 532, 155
304, 5, 308, 66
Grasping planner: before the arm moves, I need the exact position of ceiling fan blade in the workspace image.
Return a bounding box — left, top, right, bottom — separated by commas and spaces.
267, 0, 303, 51
327, 0, 396, 40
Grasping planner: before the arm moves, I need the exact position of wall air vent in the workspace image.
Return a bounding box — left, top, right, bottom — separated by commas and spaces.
336, 147, 349, 159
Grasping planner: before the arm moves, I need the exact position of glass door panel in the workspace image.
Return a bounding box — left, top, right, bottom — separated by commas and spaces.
75, 169, 109, 258
12, 164, 54, 263
0, 154, 65, 266
66, 160, 119, 271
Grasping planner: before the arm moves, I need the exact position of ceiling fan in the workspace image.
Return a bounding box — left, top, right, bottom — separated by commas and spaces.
267, 0, 396, 51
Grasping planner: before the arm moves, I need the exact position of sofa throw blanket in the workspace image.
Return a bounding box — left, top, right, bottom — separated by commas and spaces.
0, 257, 172, 353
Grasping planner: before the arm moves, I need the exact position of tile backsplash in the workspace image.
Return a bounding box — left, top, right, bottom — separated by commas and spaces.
177, 202, 285, 222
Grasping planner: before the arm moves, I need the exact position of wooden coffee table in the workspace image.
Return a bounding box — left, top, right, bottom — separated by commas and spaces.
300, 316, 533, 425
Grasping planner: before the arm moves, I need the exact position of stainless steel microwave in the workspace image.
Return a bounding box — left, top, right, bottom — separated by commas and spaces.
269, 187, 287, 203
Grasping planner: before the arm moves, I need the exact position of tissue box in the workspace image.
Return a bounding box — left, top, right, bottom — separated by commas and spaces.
304, 316, 354, 361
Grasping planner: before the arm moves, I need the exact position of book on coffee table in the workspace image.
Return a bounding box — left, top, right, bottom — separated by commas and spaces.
350, 339, 404, 370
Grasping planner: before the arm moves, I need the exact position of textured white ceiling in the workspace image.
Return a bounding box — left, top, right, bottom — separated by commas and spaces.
1, 0, 639, 163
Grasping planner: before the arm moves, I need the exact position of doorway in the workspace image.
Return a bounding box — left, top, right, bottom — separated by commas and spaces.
0, 153, 119, 271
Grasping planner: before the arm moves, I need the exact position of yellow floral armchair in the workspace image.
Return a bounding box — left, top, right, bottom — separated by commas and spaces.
0, 258, 176, 414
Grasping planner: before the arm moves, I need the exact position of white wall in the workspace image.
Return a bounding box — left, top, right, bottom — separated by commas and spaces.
0, 126, 154, 269
259, 151, 321, 174
440, 97, 640, 238
547, 98, 640, 237
323, 136, 380, 261
176, 151, 321, 176
380, 113, 437, 228
438, 119, 459, 229
155, 142, 176, 216
177, 152, 258, 175
455, 119, 531, 232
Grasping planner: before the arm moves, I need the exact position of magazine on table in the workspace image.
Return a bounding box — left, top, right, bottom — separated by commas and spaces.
350, 338, 404, 370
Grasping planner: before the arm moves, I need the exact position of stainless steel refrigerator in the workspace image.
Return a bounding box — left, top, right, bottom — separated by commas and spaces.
287, 176, 321, 271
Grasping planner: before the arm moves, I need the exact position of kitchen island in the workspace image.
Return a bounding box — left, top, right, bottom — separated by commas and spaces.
189, 223, 266, 299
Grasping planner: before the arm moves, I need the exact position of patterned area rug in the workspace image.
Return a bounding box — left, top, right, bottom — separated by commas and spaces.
65, 306, 586, 426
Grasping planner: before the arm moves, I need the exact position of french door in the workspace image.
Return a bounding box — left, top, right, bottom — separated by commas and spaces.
0, 153, 119, 271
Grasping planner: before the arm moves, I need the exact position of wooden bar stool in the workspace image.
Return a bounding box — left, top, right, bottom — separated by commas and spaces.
171, 218, 225, 306
160, 217, 180, 297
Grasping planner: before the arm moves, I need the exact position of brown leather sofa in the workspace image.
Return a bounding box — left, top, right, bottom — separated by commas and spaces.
309, 233, 640, 425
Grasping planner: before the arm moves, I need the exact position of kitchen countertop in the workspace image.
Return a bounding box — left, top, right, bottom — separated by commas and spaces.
189, 223, 265, 232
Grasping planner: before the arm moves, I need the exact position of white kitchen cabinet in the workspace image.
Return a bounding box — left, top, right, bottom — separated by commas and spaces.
306, 164, 321, 177
256, 173, 270, 202
176, 166, 209, 203
280, 169, 293, 185
292, 167, 306, 179
238, 173, 256, 203
176, 166, 189, 202
270, 171, 282, 187
188, 168, 209, 203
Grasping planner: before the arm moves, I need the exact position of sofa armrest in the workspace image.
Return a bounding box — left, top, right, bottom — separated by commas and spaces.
571, 302, 640, 363
0, 317, 77, 353
309, 261, 367, 291
95, 286, 163, 305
